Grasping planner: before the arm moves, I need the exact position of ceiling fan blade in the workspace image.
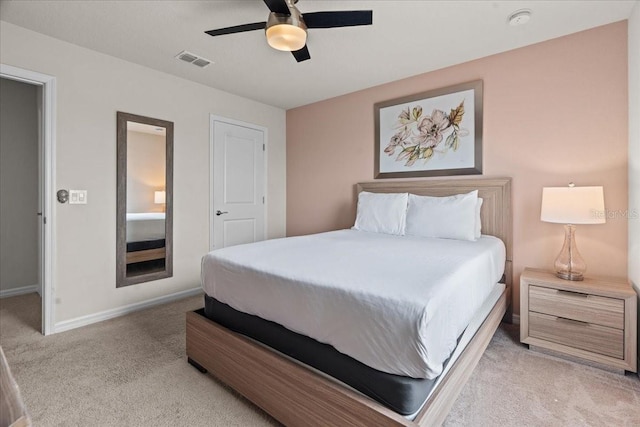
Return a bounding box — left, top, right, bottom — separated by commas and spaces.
263, 0, 290, 15
292, 45, 310, 62
205, 22, 266, 37
303, 10, 373, 29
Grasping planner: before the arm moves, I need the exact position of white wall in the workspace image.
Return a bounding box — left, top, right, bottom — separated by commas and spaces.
126, 130, 166, 214
628, 1, 640, 374
0, 21, 286, 324
0, 78, 39, 295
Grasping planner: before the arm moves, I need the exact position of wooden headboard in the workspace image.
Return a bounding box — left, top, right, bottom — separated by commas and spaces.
357, 177, 512, 287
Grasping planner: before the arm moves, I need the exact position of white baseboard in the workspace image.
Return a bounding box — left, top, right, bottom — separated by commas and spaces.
54, 287, 203, 334
0, 284, 39, 299
512, 314, 520, 325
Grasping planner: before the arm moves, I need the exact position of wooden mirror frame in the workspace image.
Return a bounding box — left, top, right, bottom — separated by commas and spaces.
116, 112, 173, 287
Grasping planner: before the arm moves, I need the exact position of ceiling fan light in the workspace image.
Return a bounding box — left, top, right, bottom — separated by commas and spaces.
266, 24, 307, 51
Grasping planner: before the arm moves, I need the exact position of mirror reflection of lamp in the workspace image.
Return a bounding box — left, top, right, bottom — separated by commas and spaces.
154, 190, 166, 212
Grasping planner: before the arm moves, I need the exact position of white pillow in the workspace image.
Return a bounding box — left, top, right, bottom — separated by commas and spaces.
475, 198, 483, 239
405, 190, 479, 241
353, 192, 408, 235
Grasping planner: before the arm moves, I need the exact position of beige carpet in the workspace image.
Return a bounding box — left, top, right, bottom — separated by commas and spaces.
1, 293, 638, 426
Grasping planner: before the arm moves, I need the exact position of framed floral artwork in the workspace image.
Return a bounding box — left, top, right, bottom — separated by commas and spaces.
374, 80, 483, 178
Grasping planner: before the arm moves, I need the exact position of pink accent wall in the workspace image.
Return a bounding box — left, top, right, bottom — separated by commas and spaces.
286, 22, 628, 314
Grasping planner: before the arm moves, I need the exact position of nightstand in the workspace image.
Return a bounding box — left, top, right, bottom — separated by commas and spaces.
520, 268, 637, 373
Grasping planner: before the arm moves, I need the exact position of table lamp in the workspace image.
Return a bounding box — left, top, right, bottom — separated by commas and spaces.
540, 184, 605, 281
154, 190, 166, 212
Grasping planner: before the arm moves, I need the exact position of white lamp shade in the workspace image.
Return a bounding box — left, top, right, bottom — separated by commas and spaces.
266, 24, 307, 51
154, 190, 166, 204
540, 186, 605, 224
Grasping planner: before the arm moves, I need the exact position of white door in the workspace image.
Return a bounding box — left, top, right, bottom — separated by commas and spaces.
37, 86, 44, 298
211, 119, 265, 250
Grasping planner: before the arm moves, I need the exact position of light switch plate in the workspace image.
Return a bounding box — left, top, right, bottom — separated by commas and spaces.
69, 190, 87, 204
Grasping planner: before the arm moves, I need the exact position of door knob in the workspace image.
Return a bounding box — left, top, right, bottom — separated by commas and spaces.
57, 189, 69, 203
216, 210, 229, 216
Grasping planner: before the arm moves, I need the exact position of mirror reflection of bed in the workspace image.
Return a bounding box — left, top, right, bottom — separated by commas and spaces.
126, 212, 165, 276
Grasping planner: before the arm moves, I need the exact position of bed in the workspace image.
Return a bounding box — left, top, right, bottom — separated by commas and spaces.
186, 177, 512, 426
125, 212, 166, 265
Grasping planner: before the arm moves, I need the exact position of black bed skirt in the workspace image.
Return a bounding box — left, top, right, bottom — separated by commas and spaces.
203, 295, 440, 415
127, 238, 165, 252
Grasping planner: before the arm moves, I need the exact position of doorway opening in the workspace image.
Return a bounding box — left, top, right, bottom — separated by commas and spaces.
0, 64, 56, 335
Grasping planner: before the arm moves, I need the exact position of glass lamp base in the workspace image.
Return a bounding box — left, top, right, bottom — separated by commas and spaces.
555, 271, 584, 281
553, 224, 587, 281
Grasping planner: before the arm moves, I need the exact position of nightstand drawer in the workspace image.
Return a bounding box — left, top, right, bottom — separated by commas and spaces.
529, 285, 624, 329
529, 312, 624, 359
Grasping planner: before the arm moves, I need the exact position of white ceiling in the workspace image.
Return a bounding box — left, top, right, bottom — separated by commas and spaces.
0, 0, 635, 109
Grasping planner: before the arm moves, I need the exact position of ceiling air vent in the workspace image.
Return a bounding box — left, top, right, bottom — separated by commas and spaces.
175, 50, 212, 68
192, 58, 212, 68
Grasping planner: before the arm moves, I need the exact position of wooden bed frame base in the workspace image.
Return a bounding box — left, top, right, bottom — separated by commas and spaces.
126, 247, 166, 264
186, 177, 512, 426
186, 288, 507, 426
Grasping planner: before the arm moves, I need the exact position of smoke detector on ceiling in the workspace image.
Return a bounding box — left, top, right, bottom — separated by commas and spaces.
175, 50, 213, 68
507, 9, 532, 26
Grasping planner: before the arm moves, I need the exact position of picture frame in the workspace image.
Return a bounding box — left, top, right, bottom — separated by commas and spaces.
374, 80, 483, 179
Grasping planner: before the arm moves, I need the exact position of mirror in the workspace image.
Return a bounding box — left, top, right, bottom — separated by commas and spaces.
116, 112, 173, 287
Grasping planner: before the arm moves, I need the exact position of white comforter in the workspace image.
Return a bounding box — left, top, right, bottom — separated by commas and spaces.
126, 213, 165, 242
201, 229, 505, 379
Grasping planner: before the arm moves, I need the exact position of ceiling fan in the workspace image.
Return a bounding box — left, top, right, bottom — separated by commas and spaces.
205, 0, 373, 62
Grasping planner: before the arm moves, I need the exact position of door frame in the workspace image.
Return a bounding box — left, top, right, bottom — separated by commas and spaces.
209, 115, 268, 251
1, 64, 57, 335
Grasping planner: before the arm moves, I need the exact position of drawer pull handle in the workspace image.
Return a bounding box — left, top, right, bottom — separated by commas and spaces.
556, 290, 589, 298
556, 317, 589, 326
